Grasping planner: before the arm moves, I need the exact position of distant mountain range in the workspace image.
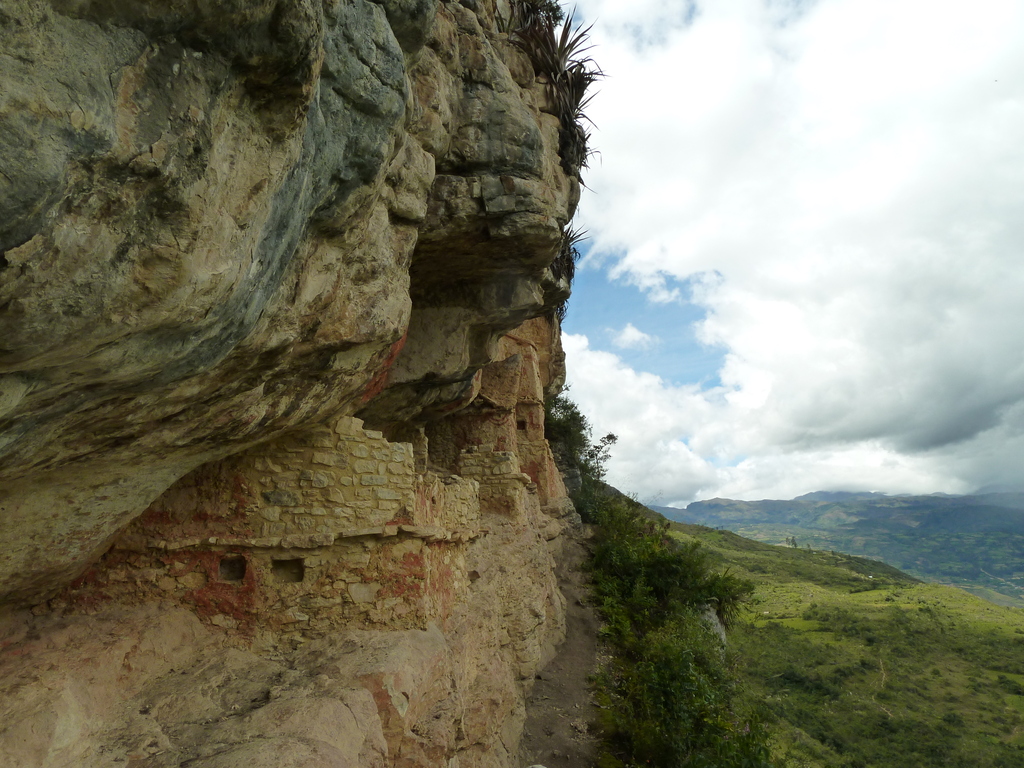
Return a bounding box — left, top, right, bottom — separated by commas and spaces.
649, 492, 1024, 606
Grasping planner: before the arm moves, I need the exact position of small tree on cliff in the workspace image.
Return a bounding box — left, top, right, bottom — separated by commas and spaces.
544, 391, 617, 520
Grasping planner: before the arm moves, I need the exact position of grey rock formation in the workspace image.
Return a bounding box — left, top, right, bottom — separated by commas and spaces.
0, 0, 574, 605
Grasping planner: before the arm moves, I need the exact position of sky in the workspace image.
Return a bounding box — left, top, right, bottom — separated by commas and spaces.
560, 0, 1024, 507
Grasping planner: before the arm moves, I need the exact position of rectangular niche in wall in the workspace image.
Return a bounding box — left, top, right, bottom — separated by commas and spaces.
272, 558, 305, 583
219, 555, 247, 582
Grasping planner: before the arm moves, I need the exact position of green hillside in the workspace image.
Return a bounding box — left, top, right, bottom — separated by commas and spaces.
651, 493, 1024, 606
670, 522, 1024, 768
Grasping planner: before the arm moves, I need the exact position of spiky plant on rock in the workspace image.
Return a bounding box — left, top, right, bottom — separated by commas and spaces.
502, 2, 601, 323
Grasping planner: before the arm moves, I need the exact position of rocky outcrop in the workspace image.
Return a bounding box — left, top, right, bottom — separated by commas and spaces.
0, 0, 583, 765
0, 0, 574, 605
2, 317, 576, 767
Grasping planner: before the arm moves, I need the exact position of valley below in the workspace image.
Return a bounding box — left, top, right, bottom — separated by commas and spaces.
652, 492, 1024, 607
669, 521, 1024, 768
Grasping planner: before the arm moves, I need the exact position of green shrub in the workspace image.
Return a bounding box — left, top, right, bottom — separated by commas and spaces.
589, 497, 773, 767
544, 391, 617, 521
544, 393, 772, 764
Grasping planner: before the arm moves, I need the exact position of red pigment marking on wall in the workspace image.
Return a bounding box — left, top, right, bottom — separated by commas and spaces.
165, 550, 260, 632
522, 459, 543, 486
425, 542, 458, 619
358, 674, 407, 739
401, 552, 425, 570
414, 486, 431, 521
360, 332, 408, 404
414, 483, 445, 525
231, 473, 256, 517
378, 549, 427, 600
0, 641, 30, 656
135, 472, 257, 540
62, 548, 140, 609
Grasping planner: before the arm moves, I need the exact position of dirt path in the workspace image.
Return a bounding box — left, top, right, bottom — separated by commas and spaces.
518, 526, 602, 768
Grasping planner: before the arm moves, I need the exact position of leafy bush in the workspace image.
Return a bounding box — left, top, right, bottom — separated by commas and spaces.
590, 497, 773, 767
544, 391, 616, 520
497, 0, 564, 32
544, 392, 772, 765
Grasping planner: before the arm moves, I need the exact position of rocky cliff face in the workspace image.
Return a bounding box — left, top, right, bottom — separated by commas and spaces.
0, 1, 580, 765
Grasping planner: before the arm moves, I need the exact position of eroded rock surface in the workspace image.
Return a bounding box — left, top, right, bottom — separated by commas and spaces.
3, 317, 576, 767
0, 0, 574, 605
1, 0, 583, 765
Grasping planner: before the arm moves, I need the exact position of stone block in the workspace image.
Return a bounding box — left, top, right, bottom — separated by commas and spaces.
280, 533, 335, 548
334, 416, 364, 435
262, 490, 301, 506
180, 573, 211, 591
360, 475, 388, 486
349, 582, 381, 603
312, 452, 346, 466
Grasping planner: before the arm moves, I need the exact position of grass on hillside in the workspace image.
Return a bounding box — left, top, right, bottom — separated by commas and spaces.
672, 523, 1024, 768
722, 524, 1024, 607
659, 499, 1024, 606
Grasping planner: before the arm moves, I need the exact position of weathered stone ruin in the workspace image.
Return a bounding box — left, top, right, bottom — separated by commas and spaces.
0, 1, 583, 765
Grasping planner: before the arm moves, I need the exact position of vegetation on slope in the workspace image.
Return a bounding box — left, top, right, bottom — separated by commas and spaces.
546, 393, 774, 767
653, 494, 1024, 605
673, 524, 1024, 768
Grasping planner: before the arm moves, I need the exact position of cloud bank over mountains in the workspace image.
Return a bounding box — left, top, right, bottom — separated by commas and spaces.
567, 0, 1024, 505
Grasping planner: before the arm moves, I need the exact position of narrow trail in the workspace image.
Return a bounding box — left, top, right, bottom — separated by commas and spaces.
872, 656, 895, 719
519, 527, 602, 768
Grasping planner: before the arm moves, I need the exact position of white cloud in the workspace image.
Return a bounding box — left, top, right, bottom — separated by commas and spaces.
561, 0, 1024, 502
564, 333, 978, 506
611, 323, 658, 349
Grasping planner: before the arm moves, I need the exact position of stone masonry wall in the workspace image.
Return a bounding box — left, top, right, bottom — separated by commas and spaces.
22, 316, 574, 768
57, 415, 486, 647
